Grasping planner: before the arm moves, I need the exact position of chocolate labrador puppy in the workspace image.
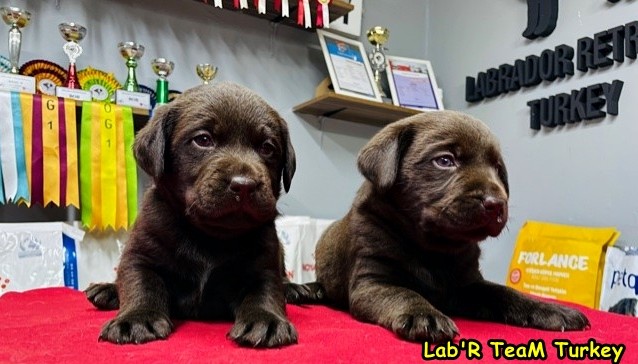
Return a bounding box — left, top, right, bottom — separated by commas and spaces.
304, 111, 589, 342
85, 82, 301, 347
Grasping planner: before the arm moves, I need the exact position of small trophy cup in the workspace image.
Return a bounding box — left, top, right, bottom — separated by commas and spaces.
151, 58, 174, 105
196, 63, 218, 85
366, 26, 390, 98
1, 6, 31, 74
59, 22, 86, 89
118, 41, 145, 92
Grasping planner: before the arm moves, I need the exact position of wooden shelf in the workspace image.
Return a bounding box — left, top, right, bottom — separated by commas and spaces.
193, 0, 354, 30
293, 92, 422, 126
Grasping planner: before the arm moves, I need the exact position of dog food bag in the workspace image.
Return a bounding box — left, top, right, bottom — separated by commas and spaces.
599, 245, 638, 316
506, 220, 620, 309
0, 222, 85, 296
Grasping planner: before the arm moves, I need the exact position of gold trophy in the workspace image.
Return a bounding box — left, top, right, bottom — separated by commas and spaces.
151, 58, 174, 105
1, 6, 31, 74
196, 63, 218, 85
366, 26, 389, 98
118, 41, 145, 92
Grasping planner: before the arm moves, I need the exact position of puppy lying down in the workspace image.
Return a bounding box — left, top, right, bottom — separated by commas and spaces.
297, 111, 589, 342
85, 82, 308, 347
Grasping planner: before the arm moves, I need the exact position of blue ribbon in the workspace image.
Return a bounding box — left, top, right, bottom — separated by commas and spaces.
11, 92, 29, 204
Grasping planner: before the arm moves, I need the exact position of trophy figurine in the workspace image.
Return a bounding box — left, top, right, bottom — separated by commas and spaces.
151, 58, 174, 105
366, 26, 390, 98
196, 63, 218, 85
59, 22, 86, 89
1, 6, 31, 74
118, 41, 145, 92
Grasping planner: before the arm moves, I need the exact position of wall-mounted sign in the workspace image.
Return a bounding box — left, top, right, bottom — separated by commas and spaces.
523, 0, 559, 39
466, 20, 638, 130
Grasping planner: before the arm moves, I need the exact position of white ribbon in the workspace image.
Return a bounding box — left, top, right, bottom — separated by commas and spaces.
214, 0, 222, 8
240, 0, 248, 9
258, 0, 266, 14
0, 91, 18, 201
322, 2, 329, 28
303, 0, 311, 28
282, 0, 289, 17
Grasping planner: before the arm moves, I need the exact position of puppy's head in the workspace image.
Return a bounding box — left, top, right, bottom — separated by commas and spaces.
358, 111, 508, 245
134, 82, 296, 237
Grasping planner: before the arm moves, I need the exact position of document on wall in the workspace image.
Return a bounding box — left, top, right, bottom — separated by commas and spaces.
325, 38, 376, 98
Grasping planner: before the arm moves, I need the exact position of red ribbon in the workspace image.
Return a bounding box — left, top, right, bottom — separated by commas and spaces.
316, 0, 331, 28
274, 0, 281, 12
297, 0, 304, 25
57, 97, 68, 206
31, 95, 43, 206
234, 0, 239, 8
254, 0, 259, 9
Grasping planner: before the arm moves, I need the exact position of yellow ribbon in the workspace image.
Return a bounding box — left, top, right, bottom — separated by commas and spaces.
41, 96, 60, 206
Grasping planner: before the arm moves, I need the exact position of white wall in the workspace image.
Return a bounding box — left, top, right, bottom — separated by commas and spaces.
0, 0, 427, 220
427, 0, 638, 283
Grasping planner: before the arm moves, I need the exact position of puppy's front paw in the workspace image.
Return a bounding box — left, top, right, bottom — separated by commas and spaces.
85, 282, 119, 310
285, 282, 324, 304
99, 310, 173, 344
229, 310, 298, 348
391, 310, 459, 343
509, 302, 590, 331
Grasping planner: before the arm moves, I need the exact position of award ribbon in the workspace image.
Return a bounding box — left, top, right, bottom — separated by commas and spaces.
19, 93, 33, 193
30, 95, 44, 205
122, 107, 137, 227
0, 92, 18, 202
240, 0, 248, 9
63, 98, 79, 208
303, 0, 312, 28
234, 0, 240, 8
11, 92, 30, 205
42, 96, 61, 207
297, 0, 304, 25
115, 106, 128, 229
282, 0, 289, 17
257, 0, 266, 14
317, 0, 331, 28
79, 101, 94, 228
99, 103, 117, 229
214, 0, 222, 8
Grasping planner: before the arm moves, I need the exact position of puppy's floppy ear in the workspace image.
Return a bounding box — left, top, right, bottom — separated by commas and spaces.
279, 120, 296, 193
134, 104, 177, 179
357, 123, 413, 192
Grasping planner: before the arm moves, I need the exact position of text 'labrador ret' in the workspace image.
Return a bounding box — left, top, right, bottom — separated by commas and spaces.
85, 82, 308, 347
298, 111, 589, 343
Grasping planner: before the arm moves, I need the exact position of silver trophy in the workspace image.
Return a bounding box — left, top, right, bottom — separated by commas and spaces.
1, 6, 31, 74
118, 41, 145, 92
151, 57, 174, 105
366, 26, 390, 98
59, 22, 86, 89
196, 63, 218, 85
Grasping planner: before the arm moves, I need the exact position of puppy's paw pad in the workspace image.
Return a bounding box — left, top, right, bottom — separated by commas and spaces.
285, 282, 324, 304
99, 310, 173, 344
522, 303, 590, 331
392, 311, 458, 343
229, 311, 298, 348
85, 283, 119, 310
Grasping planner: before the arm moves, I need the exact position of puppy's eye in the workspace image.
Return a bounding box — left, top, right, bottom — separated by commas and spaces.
433, 155, 456, 169
259, 141, 276, 158
192, 133, 214, 148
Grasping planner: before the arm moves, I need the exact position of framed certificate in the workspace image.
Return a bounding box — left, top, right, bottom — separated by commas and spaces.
385, 56, 444, 111
317, 29, 382, 102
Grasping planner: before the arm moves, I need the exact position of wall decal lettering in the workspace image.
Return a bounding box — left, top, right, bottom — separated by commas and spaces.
523, 0, 559, 39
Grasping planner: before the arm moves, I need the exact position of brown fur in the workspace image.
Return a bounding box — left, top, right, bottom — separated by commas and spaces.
302, 111, 589, 342
85, 82, 301, 347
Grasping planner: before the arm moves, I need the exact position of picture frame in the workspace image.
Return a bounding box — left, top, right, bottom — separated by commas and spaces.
385, 55, 444, 111
317, 29, 382, 102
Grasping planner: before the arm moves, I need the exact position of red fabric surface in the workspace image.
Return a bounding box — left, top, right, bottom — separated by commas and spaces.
0, 287, 636, 363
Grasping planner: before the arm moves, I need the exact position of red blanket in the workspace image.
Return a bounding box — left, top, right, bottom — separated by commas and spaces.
0, 288, 635, 363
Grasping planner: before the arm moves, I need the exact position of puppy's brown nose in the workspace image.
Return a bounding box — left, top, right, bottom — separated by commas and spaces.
229, 176, 257, 197
483, 196, 506, 219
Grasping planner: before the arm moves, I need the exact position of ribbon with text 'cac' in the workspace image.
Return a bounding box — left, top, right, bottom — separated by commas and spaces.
80, 102, 137, 231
